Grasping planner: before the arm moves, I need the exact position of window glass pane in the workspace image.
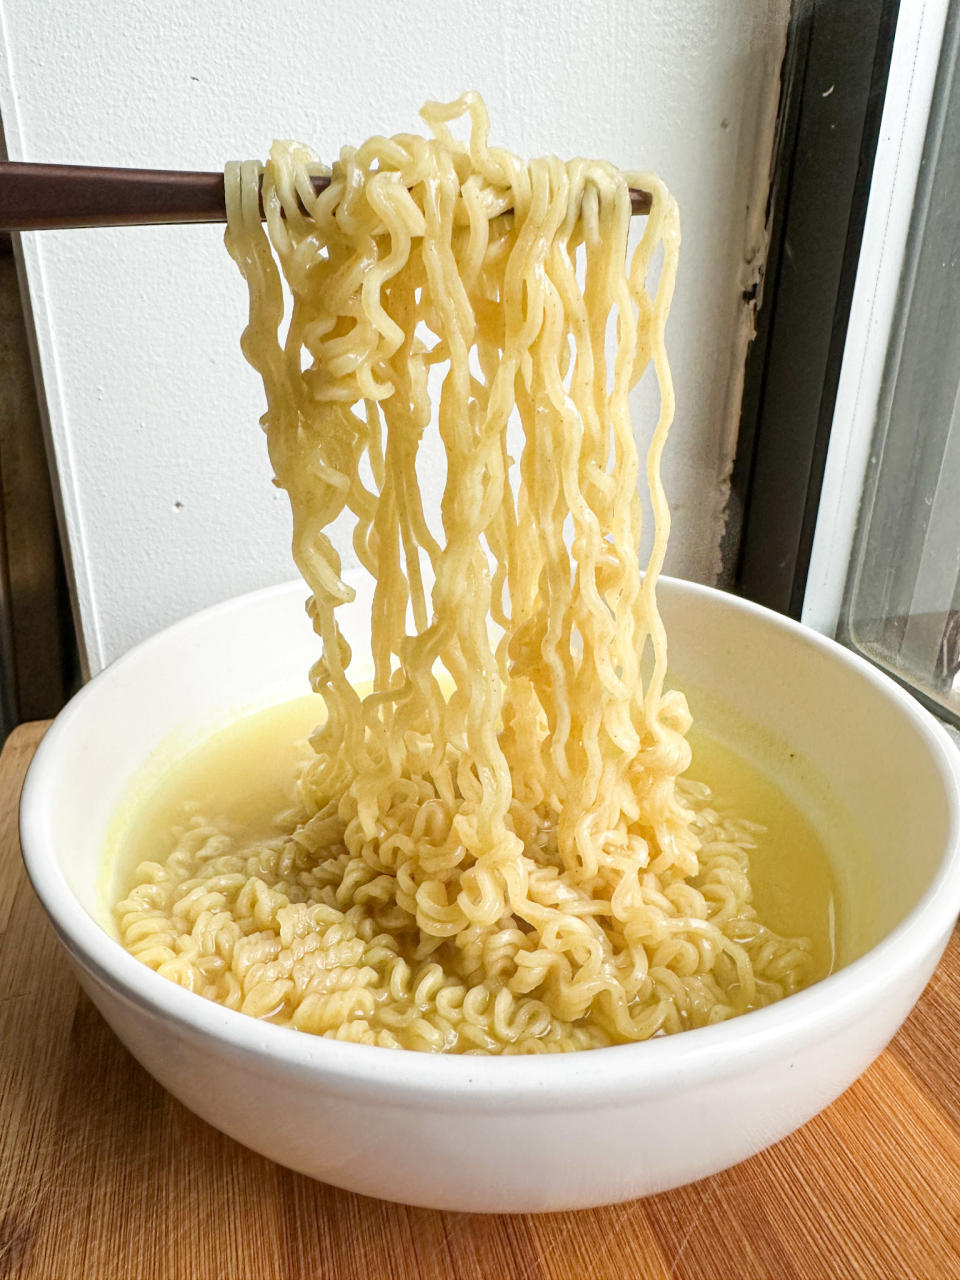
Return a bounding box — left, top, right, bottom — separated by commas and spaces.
841, 1, 960, 726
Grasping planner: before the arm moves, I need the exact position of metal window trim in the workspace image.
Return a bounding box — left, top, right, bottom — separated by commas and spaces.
730, 0, 901, 618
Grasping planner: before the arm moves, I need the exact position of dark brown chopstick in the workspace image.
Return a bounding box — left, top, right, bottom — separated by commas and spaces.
0, 161, 653, 231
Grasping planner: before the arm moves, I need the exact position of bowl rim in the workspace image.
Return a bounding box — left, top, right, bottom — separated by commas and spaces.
19, 576, 960, 1105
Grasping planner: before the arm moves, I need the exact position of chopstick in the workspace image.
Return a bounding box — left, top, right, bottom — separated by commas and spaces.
0, 161, 653, 231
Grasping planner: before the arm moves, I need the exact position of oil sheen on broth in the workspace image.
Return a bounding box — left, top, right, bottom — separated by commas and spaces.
109, 696, 839, 995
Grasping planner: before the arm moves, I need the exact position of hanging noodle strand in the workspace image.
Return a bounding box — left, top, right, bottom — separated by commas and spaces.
116, 95, 813, 1053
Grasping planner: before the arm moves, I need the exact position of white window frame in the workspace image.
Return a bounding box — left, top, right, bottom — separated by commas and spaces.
802, 0, 951, 637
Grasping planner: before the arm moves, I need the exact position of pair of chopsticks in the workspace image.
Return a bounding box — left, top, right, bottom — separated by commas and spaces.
0, 161, 653, 231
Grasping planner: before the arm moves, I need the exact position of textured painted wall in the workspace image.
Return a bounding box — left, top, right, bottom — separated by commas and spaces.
0, 0, 788, 672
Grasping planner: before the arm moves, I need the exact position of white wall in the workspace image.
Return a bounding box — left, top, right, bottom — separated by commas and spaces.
0, 0, 788, 674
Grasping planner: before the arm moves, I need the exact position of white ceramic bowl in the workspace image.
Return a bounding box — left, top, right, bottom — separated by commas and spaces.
19, 578, 960, 1212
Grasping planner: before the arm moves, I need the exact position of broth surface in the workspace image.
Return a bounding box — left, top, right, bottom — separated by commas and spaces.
107, 694, 839, 984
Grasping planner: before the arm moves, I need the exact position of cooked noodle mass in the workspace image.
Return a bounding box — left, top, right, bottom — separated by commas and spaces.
116, 95, 814, 1052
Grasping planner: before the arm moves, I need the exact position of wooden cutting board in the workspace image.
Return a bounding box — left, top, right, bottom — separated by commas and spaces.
3, 720, 960, 1280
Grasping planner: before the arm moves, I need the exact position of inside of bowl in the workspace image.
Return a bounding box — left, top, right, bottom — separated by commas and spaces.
37, 578, 955, 976
660, 586, 954, 963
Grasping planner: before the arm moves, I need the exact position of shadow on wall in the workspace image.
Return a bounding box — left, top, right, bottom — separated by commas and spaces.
0, 232, 78, 740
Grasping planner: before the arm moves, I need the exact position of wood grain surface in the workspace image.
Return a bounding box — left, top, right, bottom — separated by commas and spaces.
3, 720, 960, 1280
